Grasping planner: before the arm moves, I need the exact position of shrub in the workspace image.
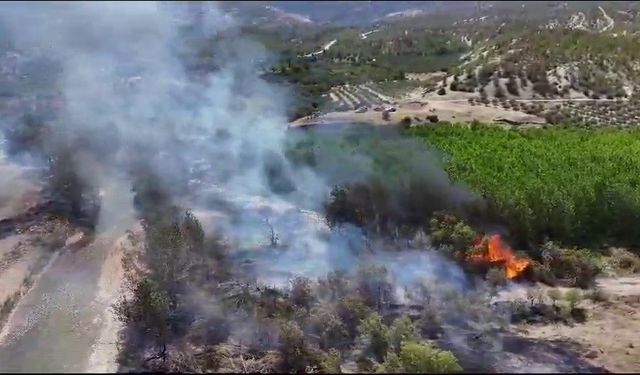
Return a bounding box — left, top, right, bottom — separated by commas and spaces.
388, 315, 419, 354
400, 116, 412, 128
544, 246, 601, 289
547, 288, 562, 306
376, 352, 404, 373
395, 341, 462, 373
510, 299, 531, 321
279, 321, 313, 372
544, 110, 566, 125
564, 289, 582, 310
358, 312, 390, 362
417, 308, 444, 339
113, 277, 171, 349
430, 213, 477, 259
290, 277, 314, 309
356, 353, 375, 372
336, 294, 371, 339
0, 294, 18, 326
529, 260, 555, 285
437, 87, 446, 96
257, 287, 293, 319
588, 287, 610, 303
608, 248, 640, 274
506, 76, 519, 96
557, 301, 572, 321
320, 349, 342, 374
318, 270, 349, 300
526, 288, 545, 306
309, 307, 349, 350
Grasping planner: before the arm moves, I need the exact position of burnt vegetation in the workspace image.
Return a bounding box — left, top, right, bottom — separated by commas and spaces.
112, 177, 472, 372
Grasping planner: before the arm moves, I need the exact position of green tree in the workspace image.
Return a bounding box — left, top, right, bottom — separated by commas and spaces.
114, 277, 171, 355
279, 321, 311, 372
378, 341, 462, 373
397, 341, 462, 373
336, 294, 371, 339
358, 312, 390, 362
388, 315, 419, 354
320, 349, 342, 374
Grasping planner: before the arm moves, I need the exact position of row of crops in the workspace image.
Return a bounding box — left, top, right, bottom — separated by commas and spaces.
410, 124, 640, 249
327, 83, 394, 111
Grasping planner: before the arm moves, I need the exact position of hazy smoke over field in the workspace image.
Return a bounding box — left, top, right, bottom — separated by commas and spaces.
0, 5, 611, 373
0, 1, 472, 287
0, 3, 518, 372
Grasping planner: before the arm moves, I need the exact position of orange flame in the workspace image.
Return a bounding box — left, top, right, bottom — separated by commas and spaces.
467, 234, 530, 279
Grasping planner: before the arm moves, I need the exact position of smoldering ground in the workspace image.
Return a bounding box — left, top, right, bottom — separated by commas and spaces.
0, 2, 528, 373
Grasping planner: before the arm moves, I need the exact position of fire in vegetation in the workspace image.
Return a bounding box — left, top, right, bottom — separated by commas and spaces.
467, 234, 531, 279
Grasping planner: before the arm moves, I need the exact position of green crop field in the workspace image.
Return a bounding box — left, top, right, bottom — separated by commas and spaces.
410, 124, 640, 248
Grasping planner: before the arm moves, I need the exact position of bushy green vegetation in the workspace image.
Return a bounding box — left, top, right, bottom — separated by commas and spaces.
358, 313, 461, 373
410, 124, 640, 249
379, 341, 462, 374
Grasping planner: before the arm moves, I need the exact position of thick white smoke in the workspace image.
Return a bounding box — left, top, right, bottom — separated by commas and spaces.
0, 1, 469, 289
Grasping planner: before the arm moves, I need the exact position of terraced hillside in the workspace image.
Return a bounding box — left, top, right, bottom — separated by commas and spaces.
326, 83, 396, 112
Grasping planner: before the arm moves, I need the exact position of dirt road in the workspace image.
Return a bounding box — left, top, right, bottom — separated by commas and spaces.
290, 99, 546, 128
0, 228, 134, 373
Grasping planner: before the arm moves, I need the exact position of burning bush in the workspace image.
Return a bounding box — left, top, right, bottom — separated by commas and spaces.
466, 234, 531, 280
